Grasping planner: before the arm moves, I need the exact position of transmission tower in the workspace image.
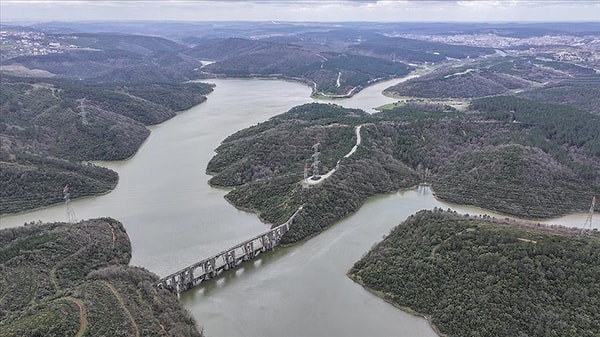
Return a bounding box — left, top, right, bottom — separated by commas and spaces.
63, 184, 78, 223
583, 196, 596, 231
311, 142, 321, 180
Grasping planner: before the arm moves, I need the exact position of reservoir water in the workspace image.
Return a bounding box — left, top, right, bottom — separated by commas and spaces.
1, 77, 593, 337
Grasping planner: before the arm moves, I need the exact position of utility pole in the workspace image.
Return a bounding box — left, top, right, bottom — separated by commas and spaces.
63, 184, 78, 223
311, 142, 321, 180
583, 196, 596, 231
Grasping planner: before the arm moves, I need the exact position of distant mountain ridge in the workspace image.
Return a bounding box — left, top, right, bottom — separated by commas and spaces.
185, 32, 497, 96
190, 37, 415, 96
2, 32, 200, 83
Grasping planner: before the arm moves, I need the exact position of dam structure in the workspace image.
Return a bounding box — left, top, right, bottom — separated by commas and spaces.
155, 207, 302, 294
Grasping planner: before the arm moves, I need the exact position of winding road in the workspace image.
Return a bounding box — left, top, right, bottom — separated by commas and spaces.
303, 124, 363, 186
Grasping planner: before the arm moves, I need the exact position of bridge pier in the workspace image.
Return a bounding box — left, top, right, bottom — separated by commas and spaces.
184, 267, 194, 290
261, 234, 272, 252
244, 241, 255, 260
224, 250, 236, 270
204, 258, 216, 278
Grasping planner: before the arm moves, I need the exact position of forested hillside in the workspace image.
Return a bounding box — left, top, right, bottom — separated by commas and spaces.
0, 218, 202, 337
2, 19, 598, 337
0, 76, 213, 213
518, 76, 600, 114
208, 102, 600, 243
349, 209, 600, 337
194, 38, 413, 96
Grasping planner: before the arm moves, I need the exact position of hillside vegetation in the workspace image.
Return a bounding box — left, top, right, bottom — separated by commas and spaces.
348, 209, 600, 337
0, 218, 202, 337
188, 30, 495, 97
208, 101, 600, 243
0, 75, 213, 213
518, 76, 600, 114
193, 38, 413, 96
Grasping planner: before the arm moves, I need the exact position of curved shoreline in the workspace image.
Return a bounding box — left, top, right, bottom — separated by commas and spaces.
346, 272, 448, 337
1, 83, 212, 218
199, 72, 419, 99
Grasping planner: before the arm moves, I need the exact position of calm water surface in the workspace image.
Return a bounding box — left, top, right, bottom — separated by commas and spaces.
1, 76, 593, 337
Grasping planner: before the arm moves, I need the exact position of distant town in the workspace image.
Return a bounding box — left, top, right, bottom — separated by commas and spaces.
0, 29, 82, 60
401, 32, 600, 63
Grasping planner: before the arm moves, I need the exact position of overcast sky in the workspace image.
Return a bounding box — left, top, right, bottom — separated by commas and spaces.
2, 0, 600, 23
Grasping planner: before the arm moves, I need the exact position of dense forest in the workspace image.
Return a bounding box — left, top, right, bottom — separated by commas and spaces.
0, 218, 202, 337
0, 75, 213, 213
0, 155, 118, 214
518, 76, 600, 114
348, 209, 600, 337
208, 101, 600, 243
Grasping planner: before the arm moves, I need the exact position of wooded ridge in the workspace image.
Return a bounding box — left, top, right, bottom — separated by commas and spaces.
348, 209, 600, 337
208, 100, 599, 243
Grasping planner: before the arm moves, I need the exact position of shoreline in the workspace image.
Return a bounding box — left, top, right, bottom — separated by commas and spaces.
346, 272, 448, 337
199, 71, 418, 100
211, 176, 593, 250
1, 85, 213, 221
0, 188, 116, 222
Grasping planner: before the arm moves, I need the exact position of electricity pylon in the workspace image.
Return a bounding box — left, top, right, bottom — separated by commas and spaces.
311, 142, 321, 180
583, 196, 596, 231
63, 184, 78, 223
